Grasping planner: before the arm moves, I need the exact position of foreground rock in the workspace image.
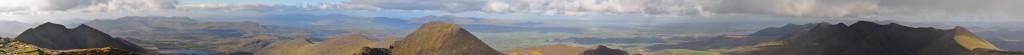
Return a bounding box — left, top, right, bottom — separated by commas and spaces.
1, 40, 144, 55
390, 22, 504, 55
14, 22, 148, 53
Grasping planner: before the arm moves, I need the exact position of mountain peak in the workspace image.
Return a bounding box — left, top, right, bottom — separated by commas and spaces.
73, 24, 95, 30
35, 22, 67, 29
849, 21, 881, 28
391, 22, 503, 55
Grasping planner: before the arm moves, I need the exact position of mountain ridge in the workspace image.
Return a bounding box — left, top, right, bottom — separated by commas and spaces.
737, 21, 1009, 55
14, 22, 148, 53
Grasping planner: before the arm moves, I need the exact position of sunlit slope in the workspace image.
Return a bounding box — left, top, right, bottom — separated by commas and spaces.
391, 22, 504, 55
256, 33, 375, 55
951, 26, 1000, 50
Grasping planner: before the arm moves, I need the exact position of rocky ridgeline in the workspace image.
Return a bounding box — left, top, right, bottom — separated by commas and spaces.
2, 22, 147, 55
732, 21, 1020, 55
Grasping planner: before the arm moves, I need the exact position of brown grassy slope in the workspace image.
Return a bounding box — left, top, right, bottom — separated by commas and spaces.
391, 22, 504, 55
254, 38, 313, 55
505, 44, 587, 55
255, 33, 375, 55
950, 26, 1000, 50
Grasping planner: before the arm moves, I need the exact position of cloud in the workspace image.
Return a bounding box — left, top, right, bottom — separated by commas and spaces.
174, 3, 380, 12
0, 0, 178, 15
3, 0, 1023, 19
335, 0, 878, 17
336, 0, 1024, 18
709, 0, 878, 18
342, 0, 713, 16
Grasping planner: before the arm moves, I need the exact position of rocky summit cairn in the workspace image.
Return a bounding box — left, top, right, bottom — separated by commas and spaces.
390, 22, 504, 55
13, 22, 147, 53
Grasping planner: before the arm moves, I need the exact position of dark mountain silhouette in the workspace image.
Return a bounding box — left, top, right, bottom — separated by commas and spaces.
390, 22, 504, 55
748, 23, 818, 36
734, 21, 1012, 55
581, 45, 629, 55
13, 22, 148, 53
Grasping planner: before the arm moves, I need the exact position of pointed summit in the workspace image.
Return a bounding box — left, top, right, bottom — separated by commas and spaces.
390, 22, 503, 55
73, 24, 97, 30
35, 22, 67, 29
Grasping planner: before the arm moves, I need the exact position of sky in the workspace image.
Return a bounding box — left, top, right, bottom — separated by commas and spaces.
0, 0, 1022, 26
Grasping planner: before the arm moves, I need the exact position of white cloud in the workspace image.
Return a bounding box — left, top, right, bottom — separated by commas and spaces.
2, 0, 1023, 21
0, 0, 178, 15
174, 3, 380, 12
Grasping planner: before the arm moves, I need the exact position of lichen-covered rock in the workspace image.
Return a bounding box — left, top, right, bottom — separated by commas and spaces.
2, 41, 143, 55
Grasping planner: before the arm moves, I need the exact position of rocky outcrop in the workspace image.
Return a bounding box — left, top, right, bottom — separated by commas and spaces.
390, 22, 504, 55
14, 22, 148, 53
741, 21, 1007, 55
354, 47, 391, 55
1, 40, 143, 55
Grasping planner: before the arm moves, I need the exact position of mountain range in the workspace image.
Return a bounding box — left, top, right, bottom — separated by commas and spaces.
14, 22, 148, 53
729, 21, 1018, 55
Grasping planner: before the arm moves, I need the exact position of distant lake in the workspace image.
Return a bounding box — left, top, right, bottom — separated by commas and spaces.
158, 50, 216, 55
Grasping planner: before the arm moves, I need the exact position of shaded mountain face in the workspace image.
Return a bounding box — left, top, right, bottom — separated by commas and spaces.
740, 21, 1003, 55
748, 23, 818, 36
390, 22, 504, 55
581, 45, 629, 55
14, 22, 148, 53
